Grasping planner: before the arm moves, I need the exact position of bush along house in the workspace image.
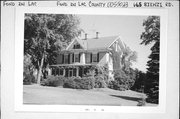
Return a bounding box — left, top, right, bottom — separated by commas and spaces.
49, 32, 127, 80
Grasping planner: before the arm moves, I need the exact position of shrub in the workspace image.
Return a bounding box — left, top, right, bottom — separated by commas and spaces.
137, 96, 146, 106
108, 69, 136, 91
63, 78, 76, 88
108, 80, 114, 89
108, 80, 127, 91
94, 75, 107, 88
23, 73, 36, 85
41, 75, 96, 90
81, 77, 95, 89
57, 75, 67, 85
63, 76, 95, 90
73, 76, 83, 89
41, 75, 66, 87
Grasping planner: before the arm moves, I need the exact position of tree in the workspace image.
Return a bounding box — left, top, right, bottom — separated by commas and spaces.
109, 41, 137, 91
23, 54, 34, 75
121, 46, 137, 71
109, 68, 136, 91
110, 41, 137, 71
24, 14, 81, 84
131, 69, 146, 92
140, 16, 160, 104
23, 54, 36, 84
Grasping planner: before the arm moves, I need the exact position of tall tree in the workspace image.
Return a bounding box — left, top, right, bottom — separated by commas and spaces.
140, 16, 160, 104
110, 42, 137, 71
24, 14, 81, 84
109, 40, 137, 91
121, 46, 137, 71
131, 69, 146, 92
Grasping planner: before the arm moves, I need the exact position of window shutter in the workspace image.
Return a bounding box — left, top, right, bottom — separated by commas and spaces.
79, 53, 81, 62
72, 53, 74, 63
68, 54, 70, 64
62, 54, 64, 64
90, 53, 92, 63
97, 53, 99, 62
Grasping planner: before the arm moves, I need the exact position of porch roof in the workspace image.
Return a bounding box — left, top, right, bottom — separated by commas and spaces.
50, 63, 97, 67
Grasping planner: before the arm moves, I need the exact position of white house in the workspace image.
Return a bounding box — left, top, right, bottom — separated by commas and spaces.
50, 32, 127, 80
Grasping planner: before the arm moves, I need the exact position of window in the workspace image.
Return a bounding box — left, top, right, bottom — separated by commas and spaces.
52, 68, 56, 75
92, 53, 98, 62
60, 69, 63, 75
73, 44, 81, 49
85, 53, 91, 63
69, 69, 73, 77
64, 54, 69, 64
73, 68, 76, 76
56, 68, 60, 75
69, 54, 73, 64
74, 53, 80, 62
99, 52, 106, 61
57, 54, 63, 64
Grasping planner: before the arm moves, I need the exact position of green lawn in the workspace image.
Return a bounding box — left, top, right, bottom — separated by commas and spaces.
23, 84, 157, 106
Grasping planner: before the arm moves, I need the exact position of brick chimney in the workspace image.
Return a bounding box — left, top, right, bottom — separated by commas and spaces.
85, 33, 88, 40
96, 32, 99, 39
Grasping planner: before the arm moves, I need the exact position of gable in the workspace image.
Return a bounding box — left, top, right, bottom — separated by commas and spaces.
109, 37, 126, 53
66, 39, 85, 50
73, 43, 83, 49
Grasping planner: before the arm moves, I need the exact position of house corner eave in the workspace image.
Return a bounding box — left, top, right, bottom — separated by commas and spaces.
66, 38, 87, 50
108, 35, 121, 48
65, 39, 76, 50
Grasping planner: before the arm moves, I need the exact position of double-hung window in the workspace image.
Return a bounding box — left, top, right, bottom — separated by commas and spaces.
58, 54, 64, 64
92, 53, 98, 62
85, 53, 91, 63
64, 54, 69, 64
74, 53, 80, 62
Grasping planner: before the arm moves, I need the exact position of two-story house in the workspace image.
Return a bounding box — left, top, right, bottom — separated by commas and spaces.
49, 32, 127, 80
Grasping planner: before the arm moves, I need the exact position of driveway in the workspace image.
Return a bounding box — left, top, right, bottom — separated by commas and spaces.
23, 84, 157, 106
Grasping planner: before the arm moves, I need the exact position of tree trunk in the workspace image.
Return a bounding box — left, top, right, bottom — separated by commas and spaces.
37, 53, 45, 84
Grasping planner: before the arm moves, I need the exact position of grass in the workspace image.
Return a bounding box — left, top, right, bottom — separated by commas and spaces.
23, 84, 157, 106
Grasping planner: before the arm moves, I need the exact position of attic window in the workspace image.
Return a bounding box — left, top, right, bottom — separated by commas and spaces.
73, 44, 81, 49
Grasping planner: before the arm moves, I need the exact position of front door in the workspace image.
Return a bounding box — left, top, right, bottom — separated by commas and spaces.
69, 69, 73, 77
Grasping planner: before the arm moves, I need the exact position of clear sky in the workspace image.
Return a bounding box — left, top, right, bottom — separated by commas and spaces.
77, 15, 153, 72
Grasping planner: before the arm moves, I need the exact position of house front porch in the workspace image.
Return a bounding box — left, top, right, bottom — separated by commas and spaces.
49, 63, 97, 77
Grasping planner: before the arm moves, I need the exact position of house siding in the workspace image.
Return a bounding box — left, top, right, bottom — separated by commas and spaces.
56, 51, 108, 65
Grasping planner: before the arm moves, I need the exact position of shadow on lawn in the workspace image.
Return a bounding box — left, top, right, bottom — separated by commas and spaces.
110, 95, 141, 102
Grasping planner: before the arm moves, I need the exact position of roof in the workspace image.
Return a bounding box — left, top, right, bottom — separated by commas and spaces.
76, 36, 119, 50
65, 35, 128, 52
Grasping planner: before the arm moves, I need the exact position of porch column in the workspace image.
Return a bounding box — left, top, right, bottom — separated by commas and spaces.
76, 67, 79, 77
80, 53, 85, 64
63, 68, 65, 76
48, 68, 52, 75
105, 53, 109, 63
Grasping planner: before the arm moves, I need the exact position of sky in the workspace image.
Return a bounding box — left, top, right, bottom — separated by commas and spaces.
77, 15, 153, 72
